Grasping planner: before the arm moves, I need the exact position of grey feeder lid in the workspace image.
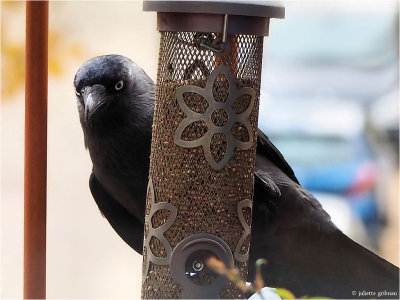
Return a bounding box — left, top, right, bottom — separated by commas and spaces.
143, 0, 284, 36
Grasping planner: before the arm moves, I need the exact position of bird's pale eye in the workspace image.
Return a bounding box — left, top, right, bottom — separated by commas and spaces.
75, 89, 81, 97
115, 80, 124, 91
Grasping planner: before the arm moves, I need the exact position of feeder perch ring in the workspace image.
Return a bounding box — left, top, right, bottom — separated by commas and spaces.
170, 233, 234, 299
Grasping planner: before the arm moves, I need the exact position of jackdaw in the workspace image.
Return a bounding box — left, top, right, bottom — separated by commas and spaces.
74, 55, 399, 298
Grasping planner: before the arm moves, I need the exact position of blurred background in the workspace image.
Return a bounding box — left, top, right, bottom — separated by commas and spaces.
259, 1, 399, 258
1, 1, 399, 299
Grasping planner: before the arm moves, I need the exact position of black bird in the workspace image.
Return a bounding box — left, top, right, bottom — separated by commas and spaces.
74, 55, 399, 298
74, 55, 153, 253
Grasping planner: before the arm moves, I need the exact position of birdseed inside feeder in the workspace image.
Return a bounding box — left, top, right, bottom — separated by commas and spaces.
142, 1, 284, 298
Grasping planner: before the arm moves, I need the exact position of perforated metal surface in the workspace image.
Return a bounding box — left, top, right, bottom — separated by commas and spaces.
142, 32, 263, 299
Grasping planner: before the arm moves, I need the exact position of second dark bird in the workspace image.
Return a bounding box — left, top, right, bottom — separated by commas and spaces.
74, 55, 399, 298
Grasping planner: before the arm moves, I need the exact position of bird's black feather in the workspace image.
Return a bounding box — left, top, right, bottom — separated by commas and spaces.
256, 129, 299, 184
74, 54, 131, 93
89, 172, 144, 254
250, 156, 399, 298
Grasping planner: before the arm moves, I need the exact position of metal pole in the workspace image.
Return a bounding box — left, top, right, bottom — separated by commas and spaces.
24, 1, 48, 298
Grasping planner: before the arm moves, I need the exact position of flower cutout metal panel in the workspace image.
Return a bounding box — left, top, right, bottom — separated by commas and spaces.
143, 178, 177, 283
234, 199, 252, 262
174, 65, 256, 170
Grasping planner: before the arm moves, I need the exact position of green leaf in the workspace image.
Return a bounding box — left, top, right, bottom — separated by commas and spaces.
275, 288, 296, 299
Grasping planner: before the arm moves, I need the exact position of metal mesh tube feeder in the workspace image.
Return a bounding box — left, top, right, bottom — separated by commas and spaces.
142, 1, 284, 298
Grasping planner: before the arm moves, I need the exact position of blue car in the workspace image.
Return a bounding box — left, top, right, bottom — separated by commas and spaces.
270, 133, 378, 226
258, 97, 381, 239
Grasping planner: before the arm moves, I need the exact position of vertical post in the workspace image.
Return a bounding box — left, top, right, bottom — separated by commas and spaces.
24, 1, 48, 299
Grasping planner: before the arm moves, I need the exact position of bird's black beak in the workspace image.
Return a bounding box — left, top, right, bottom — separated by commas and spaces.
81, 84, 107, 121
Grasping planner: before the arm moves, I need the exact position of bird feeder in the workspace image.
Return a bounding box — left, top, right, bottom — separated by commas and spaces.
142, 1, 284, 298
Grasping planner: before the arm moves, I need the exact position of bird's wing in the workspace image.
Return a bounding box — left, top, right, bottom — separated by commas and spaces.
89, 172, 144, 254
250, 182, 399, 297
250, 151, 399, 298
256, 129, 299, 185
